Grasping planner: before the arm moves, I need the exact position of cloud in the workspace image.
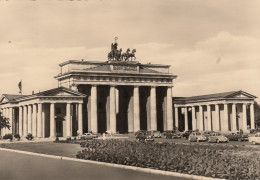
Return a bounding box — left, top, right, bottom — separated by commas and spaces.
134, 32, 260, 100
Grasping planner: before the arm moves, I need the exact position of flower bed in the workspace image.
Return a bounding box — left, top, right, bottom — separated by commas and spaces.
76, 140, 260, 179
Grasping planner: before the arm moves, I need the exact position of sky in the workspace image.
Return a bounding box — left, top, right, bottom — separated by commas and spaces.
0, 0, 259, 101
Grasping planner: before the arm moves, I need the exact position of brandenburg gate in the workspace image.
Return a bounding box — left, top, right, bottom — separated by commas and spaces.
55, 59, 177, 134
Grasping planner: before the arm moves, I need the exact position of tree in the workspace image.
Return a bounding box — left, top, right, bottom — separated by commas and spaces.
255, 101, 260, 128
0, 111, 10, 134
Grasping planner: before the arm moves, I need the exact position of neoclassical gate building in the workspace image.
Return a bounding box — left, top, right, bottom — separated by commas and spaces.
174, 91, 256, 133
0, 60, 177, 137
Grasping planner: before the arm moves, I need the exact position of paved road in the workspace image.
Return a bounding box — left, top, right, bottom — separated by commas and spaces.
0, 150, 189, 180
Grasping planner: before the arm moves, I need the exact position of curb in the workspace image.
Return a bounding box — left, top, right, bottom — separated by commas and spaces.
0, 148, 223, 180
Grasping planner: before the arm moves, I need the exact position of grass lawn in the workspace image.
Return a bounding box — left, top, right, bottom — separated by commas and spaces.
0, 142, 81, 157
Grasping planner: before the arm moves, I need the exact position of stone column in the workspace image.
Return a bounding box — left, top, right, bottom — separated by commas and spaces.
8, 108, 13, 134
214, 104, 220, 131
37, 103, 42, 138
174, 107, 178, 130
184, 107, 188, 131
199, 105, 203, 131
78, 103, 83, 135
242, 103, 247, 132
23, 106, 28, 136
166, 87, 173, 130
91, 85, 98, 133
231, 103, 237, 131
192, 106, 196, 130
132, 87, 139, 132
32, 104, 37, 137
27, 105, 32, 134
66, 103, 71, 137
207, 105, 212, 131
150, 86, 157, 131
223, 103, 229, 131
50, 103, 55, 137
250, 103, 255, 129
110, 86, 117, 133
19, 106, 23, 136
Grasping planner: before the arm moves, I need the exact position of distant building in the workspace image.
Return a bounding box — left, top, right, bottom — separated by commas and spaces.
174, 91, 256, 133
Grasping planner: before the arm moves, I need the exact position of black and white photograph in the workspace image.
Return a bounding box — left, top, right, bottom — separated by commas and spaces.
0, 0, 259, 179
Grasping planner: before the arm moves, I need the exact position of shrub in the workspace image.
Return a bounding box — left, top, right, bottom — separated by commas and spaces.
76, 140, 260, 179
3, 134, 13, 140
26, 133, 34, 140
14, 134, 20, 140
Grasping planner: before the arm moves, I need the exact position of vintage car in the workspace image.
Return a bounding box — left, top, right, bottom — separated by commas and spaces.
203, 131, 215, 140
188, 132, 207, 142
163, 130, 181, 139
248, 133, 260, 145
208, 133, 229, 143
224, 132, 249, 141
80, 133, 99, 140
149, 131, 161, 138
136, 132, 154, 142
182, 130, 195, 139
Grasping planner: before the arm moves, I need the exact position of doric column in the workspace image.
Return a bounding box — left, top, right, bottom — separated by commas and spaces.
78, 103, 83, 135
199, 105, 203, 131
66, 103, 71, 137
23, 106, 28, 136
192, 106, 196, 130
184, 107, 188, 131
91, 85, 98, 133
214, 104, 220, 131
174, 107, 178, 130
8, 107, 13, 134
150, 86, 157, 131
110, 86, 117, 133
50, 103, 55, 137
27, 105, 32, 134
166, 87, 173, 130
250, 103, 255, 129
133, 86, 140, 132
19, 106, 23, 136
37, 103, 42, 138
242, 103, 247, 132
223, 103, 229, 131
32, 104, 37, 137
207, 105, 212, 131
231, 103, 237, 131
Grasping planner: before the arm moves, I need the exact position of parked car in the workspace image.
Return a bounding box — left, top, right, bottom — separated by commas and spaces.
224, 132, 248, 141
136, 132, 154, 142
188, 132, 207, 142
208, 133, 229, 143
182, 130, 194, 139
80, 133, 98, 140
203, 131, 215, 140
248, 133, 260, 145
164, 130, 182, 139
149, 131, 161, 138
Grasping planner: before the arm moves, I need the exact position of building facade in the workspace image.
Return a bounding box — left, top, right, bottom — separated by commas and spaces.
174, 91, 256, 133
0, 59, 257, 138
0, 60, 177, 137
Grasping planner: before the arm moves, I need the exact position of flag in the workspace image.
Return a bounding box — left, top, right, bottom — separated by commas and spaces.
18, 81, 22, 94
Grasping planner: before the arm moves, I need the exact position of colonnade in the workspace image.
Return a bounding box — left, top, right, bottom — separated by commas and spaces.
1, 102, 83, 138
81, 85, 174, 133
175, 102, 255, 132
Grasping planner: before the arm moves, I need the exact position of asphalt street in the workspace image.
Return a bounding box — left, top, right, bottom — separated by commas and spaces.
0, 150, 189, 180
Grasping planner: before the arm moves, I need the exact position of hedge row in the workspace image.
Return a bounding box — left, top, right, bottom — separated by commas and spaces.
76, 140, 260, 179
